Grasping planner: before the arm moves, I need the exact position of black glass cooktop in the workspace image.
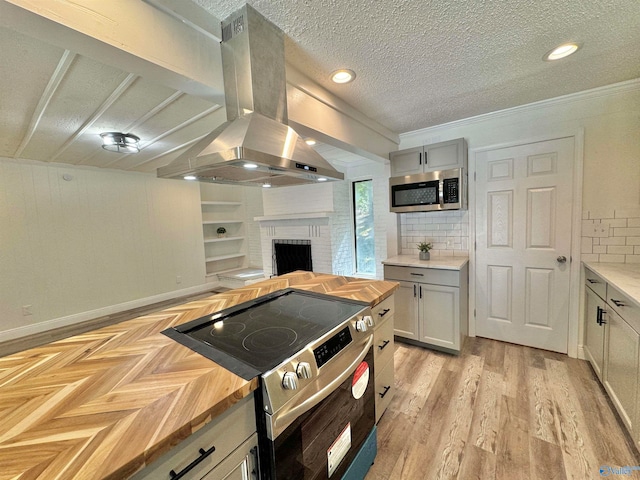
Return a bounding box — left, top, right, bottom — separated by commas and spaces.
162, 289, 367, 380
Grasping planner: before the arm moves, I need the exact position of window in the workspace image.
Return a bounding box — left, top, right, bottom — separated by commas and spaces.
353, 180, 375, 275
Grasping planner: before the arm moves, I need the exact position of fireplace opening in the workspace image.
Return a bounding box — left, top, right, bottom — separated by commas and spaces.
273, 239, 312, 276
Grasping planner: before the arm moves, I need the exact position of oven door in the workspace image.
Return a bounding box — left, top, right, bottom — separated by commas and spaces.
260, 346, 375, 479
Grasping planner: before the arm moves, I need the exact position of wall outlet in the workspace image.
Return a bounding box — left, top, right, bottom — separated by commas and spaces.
22, 305, 33, 316
176, 275, 182, 284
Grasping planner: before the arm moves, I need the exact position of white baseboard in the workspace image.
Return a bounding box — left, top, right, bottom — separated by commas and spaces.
0, 283, 219, 343
576, 344, 586, 360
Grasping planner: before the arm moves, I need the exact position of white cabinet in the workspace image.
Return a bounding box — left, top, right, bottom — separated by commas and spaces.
372, 294, 395, 422
389, 138, 467, 177
583, 285, 606, 381
582, 265, 640, 449
131, 395, 257, 480
384, 264, 468, 353
604, 308, 639, 432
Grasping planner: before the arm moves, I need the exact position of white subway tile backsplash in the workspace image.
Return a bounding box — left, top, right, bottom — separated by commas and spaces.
600, 237, 626, 246
607, 245, 634, 255
581, 207, 640, 264
614, 228, 640, 237
599, 254, 626, 263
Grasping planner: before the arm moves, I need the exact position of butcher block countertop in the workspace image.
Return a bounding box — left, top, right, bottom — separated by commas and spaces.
0, 271, 398, 480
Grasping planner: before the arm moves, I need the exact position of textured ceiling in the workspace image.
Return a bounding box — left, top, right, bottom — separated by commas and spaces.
2, 1, 639, 175
195, 0, 640, 133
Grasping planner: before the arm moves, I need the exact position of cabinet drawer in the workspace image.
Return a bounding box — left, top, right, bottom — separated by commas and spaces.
607, 284, 640, 333
384, 265, 460, 287
585, 267, 606, 300
132, 395, 256, 480
372, 295, 394, 328
374, 314, 394, 369
374, 358, 395, 423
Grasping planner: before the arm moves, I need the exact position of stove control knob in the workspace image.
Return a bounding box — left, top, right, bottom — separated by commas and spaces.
355, 319, 368, 332
364, 315, 374, 327
296, 362, 312, 379
282, 372, 298, 390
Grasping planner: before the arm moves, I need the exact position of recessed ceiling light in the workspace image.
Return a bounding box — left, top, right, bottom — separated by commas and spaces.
544, 42, 580, 61
305, 139, 317, 146
331, 69, 356, 84
243, 163, 258, 169
183, 175, 197, 181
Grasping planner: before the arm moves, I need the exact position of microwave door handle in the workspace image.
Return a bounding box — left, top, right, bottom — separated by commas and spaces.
439, 179, 444, 207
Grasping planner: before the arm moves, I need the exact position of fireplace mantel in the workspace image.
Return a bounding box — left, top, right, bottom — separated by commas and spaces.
254, 212, 334, 222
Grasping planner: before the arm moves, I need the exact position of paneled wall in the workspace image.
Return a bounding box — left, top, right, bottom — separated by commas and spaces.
0, 158, 206, 340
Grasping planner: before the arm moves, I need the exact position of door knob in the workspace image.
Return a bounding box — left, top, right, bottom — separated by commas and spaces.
557, 255, 567, 263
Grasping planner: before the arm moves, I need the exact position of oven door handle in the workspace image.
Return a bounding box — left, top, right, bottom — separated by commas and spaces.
272, 335, 373, 437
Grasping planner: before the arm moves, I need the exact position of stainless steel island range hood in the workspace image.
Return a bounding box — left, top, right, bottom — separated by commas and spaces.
157, 5, 344, 187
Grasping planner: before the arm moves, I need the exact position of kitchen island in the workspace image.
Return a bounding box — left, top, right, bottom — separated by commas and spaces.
0, 271, 398, 480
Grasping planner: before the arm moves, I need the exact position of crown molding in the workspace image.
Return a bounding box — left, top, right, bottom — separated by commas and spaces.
400, 78, 640, 140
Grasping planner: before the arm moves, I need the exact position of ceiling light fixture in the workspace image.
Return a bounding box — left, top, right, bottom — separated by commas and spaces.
317, 177, 328, 182
100, 132, 140, 153
544, 42, 580, 61
243, 162, 258, 169
331, 69, 356, 84
305, 139, 317, 146
183, 175, 197, 181
262, 182, 272, 188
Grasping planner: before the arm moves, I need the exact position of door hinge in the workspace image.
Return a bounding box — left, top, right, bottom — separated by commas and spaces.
474, 309, 476, 317
474, 171, 476, 181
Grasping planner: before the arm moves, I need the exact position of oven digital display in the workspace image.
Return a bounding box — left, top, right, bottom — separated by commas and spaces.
314, 326, 353, 368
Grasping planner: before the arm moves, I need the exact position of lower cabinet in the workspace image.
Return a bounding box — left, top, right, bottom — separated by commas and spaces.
583, 265, 640, 450
131, 395, 257, 480
583, 283, 607, 381
604, 308, 639, 432
384, 264, 468, 353
372, 294, 395, 423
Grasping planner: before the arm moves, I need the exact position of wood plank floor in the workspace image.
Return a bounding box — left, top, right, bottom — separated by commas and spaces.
367, 337, 640, 480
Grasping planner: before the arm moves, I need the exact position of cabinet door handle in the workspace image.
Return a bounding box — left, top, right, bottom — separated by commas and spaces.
419, 152, 422, 165
169, 445, 216, 480
379, 385, 391, 398
587, 279, 599, 284
410, 273, 424, 276
596, 306, 602, 325
250, 446, 260, 479
419, 285, 422, 299
378, 339, 390, 350
413, 285, 416, 298
610, 299, 626, 307
378, 308, 391, 317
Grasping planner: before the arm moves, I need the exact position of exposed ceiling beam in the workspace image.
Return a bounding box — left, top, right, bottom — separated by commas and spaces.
1, 0, 224, 104
13, 50, 76, 158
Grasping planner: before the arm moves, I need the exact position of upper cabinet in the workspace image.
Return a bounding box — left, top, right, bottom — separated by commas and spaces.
389, 138, 467, 177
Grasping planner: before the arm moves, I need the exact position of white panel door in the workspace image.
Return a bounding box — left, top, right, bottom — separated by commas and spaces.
475, 137, 574, 353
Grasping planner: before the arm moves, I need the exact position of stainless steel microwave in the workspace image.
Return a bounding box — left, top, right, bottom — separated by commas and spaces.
389, 168, 467, 213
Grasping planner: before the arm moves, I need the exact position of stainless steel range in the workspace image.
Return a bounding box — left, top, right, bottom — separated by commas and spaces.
162, 288, 378, 479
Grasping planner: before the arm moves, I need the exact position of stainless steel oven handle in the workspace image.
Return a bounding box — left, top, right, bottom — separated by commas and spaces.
274, 335, 373, 432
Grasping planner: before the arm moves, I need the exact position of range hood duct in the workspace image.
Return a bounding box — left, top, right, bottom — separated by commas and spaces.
157, 5, 344, 187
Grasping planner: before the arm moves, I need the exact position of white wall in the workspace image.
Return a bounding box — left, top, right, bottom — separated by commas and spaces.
0, 157, 206, 340
400, 80, 640, 217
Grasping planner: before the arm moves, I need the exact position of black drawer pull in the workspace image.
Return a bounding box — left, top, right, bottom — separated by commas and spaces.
587, 279, 599, 284
378, 340, 390, 350
379, 386, 391, 398
611, 299, 626, 307
378, 308, 391, 317
596, 306, 607, 325
169, 445, 216, 480
410, 273, 424, 276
